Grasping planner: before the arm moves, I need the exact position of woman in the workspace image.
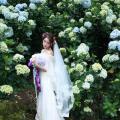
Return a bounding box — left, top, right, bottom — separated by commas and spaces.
31, 32, 74, 120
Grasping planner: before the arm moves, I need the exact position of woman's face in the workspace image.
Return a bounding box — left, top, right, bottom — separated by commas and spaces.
43, 37, 51, 49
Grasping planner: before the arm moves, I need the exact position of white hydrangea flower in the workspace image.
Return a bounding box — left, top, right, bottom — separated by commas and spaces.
110, 29, 120, 39
16, 43, 28, 53
18, 16, 27, 22
101, 4, 109, 10
92, 63, 102, 72
102, 54, 110, 62
15, 3, 27, 11
30, 0, 46, 3
28, 19, 36, 26
57, 2, 63, 8
108, 40, 118, 50
111, 14, 117, 21
80, 26, 87, 34
79, 18, 84, 23
68, 31, 74, 38
83, 106, 92, 112
76, 43, 89, 56
58, 31, 65, 37
70, 19, 76, 23
0, 41, 8, 53
0, 85, 13, 94
117, 18, 120, 25
29, 3, 37, 10
64, 27, 72, 33
74, 0, 83, 4
100, 10, 107, 17
0, 22, 8, 34
85, 12, 92, 16
13, 53, 25, 62
82, 82, 90, 90
15, 64, 30, 75
85, 74, 94, 83
8, 5, 15, 11
75, 64, 84, 72
10, 13, 19, 19
2, 11, 11, 19
73, 27, 80, 33
81, 0, 91, 8
19, 11, 29, 19
106, 14, 117, 24
84, 21, 92, 29
114, 0, 120, 4
72, 85, 80, 94
0, 0, 7, 5
109, 54, 119, 62
64, 58, 69, 63
82, 61, 88, 66
107, 9, 113, 16
106, 16, 113, 24
71, 62, 76, 67
98, 68, 107, 79
5, 27, 14, 38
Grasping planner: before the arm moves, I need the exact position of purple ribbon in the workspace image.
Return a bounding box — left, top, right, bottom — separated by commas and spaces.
28, 60, 41, 92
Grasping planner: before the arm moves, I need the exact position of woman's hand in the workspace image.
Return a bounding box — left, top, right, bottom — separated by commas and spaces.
35, 63, 47, 72
41, 67, 47, 72
31, 57, 36, 64
31, 57, 47, 72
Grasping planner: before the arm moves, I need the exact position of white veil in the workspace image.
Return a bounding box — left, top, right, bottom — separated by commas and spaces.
53, 41, 75, 117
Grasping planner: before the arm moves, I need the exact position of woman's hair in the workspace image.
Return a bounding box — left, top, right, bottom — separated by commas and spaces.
42, 32, 57, 50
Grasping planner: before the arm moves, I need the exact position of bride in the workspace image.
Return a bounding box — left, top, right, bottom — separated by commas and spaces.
30, 32, 74, 120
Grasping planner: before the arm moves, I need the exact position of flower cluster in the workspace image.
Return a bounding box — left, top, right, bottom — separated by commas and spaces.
91, 63, 107, 78
29, 0, 46, 4
29, 3, 37, 10
13, 53, 25, 62
16, 43, 28, 53
100, 2, 117, 24
108, 40, 120, 51
72, 21, 92, 34
15, 64, 30, 75
15, 3, 27, 11
102, 54, 119, 63
0, 0, 7, 5
72, 84, 80, 94
0, 85, 13, 95
58, 27, 77, 41
28, 19, 36, 28
0, 41, 8, 53
82, 74, 94, 90
0, 22, 13, 38
110, 29, 120, 39
92, 63, 102, 72
76, 43, 89, 57
74, 0, 92, 8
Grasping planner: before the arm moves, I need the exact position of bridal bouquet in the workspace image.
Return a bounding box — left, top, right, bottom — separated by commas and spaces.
28, 53, 46, 93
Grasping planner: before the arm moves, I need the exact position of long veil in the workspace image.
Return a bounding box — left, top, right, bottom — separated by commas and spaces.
53, 41, 75, 117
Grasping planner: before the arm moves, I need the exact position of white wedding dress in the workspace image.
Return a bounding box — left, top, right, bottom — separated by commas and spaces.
35, 51, 65, 120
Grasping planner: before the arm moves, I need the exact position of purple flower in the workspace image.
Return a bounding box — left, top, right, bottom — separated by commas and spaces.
28, 54, 46, 92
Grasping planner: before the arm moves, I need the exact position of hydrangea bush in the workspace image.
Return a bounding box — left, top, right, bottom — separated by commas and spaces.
0, 0, 120, 119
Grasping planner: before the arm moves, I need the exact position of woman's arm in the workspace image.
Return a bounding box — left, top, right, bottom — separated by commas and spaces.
34, 63, 47, 72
